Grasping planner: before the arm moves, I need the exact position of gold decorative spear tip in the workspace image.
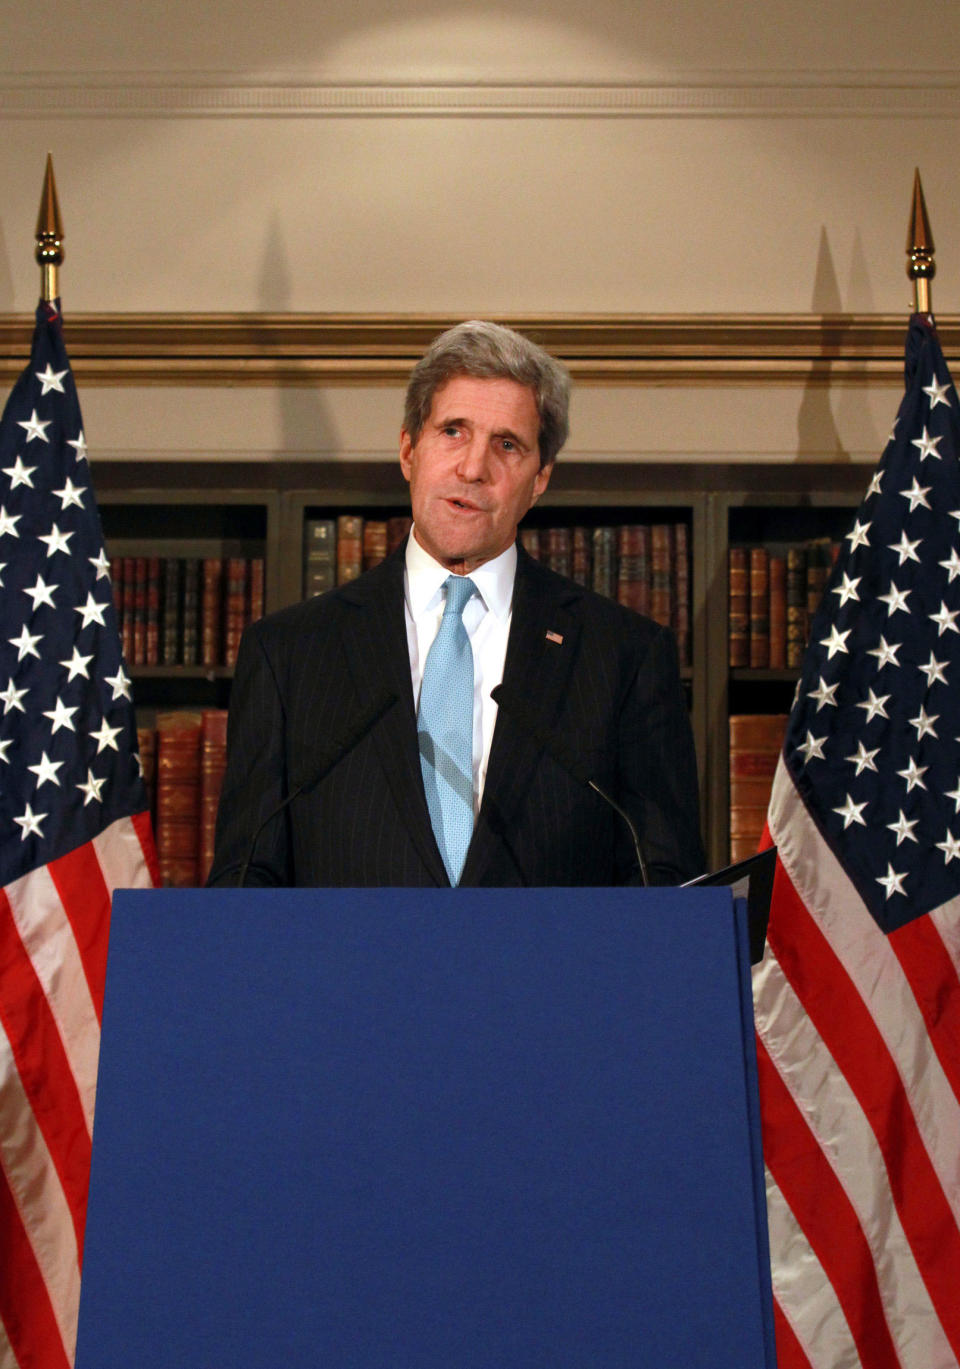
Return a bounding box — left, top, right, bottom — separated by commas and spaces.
906, 167, 935, 316
35, 153, 64, 303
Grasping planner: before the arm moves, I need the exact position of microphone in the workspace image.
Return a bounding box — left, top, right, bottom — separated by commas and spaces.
237, 690, 398, 887
490, 683, 650, 887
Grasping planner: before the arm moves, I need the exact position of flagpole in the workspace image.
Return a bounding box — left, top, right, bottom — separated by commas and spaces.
35, 152, 63, 303
907, 167, 935, 317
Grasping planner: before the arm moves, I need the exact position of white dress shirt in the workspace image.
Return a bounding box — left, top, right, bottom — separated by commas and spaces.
404, 531, 516, 817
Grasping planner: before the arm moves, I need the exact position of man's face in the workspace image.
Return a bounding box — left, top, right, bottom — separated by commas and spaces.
399, 375, 553, 574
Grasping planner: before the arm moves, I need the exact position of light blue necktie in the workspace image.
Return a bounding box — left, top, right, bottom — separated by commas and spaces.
418, 575, 477, 885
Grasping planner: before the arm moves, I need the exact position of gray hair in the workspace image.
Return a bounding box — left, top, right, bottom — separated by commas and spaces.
403, 320, 571, 468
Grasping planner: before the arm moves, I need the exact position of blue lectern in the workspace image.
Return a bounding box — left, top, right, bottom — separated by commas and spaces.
77, 886, 775, 1368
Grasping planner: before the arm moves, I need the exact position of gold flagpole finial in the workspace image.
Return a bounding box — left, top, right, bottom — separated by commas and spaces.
35, 153, 64, 303
906, 167, 935, 316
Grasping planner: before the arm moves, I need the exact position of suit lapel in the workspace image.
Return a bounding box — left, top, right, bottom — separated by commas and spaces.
337, 546, 449, 886
462, 551, 583, 884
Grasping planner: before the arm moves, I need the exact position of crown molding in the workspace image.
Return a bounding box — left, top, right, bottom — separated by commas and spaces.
2, 70, 959, 119
0, 313, 952, 387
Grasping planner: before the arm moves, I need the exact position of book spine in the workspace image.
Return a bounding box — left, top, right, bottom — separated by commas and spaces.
768, 554, 786, 670
571, 527, 591, 587
132, 557, 147, 667
519, 527, 540, 559
749, 546, 770, 669
155, 711, 203, 887
201, 558, 223, 668
336, 514, 364, 585
591, 527, 615, 599
673, 522, 691, 667
121, 556, 136, 664
160, 558, 182, 666
362, 519, 388, 572
543, 527, 572, 579
198, 709, 229, 886
181, 559, 200, 666
387, 516, 412, 555
617, 524, 650, 615
728, 547, 749, 667
145, 556, 161, 667
248, 557, 265, 624
728, 712, 789, 860
649, 524, 674, 630
786, 546, 808, 670
224, 557, 248, 668
304, 518, 337, 598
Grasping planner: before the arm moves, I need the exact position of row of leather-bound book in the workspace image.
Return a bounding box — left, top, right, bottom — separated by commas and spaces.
304, 516, 691, 665
139, 710, 227, 888
729, 539, 840, 670
110, 556, 265, 669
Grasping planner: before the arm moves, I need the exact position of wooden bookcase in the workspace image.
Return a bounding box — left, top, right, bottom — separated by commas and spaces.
94, 457, 871, 871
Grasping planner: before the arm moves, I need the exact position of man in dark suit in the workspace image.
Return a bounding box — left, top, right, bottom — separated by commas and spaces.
208, 321, 704, 888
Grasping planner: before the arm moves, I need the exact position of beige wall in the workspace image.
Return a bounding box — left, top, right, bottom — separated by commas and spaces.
3, 0, 958, 464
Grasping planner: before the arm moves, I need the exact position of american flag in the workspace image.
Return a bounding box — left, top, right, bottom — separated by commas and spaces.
0, 300, 158, 1369
755, 313, 960, 1369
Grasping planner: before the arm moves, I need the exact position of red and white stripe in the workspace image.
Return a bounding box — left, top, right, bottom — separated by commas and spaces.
755, 758, 960, 1369
0, 812, 157, 1369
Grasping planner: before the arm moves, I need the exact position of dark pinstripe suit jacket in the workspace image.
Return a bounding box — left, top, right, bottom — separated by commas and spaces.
207, 544, 705, 888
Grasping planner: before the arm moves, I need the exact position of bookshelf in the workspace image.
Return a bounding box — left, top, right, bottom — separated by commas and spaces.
92, 458, 870, 873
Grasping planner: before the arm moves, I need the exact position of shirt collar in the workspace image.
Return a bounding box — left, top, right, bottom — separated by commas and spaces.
404, 529, 517, 621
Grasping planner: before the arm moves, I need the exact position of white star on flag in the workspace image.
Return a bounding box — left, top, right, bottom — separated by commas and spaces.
855, 688, 890, 722
936, 830, 960, 863
17, 409, 51, 443
14, 803, 48, 840
104, 664, 132, 700
38, 523, 75, 558
897, 756, 929, 792
922, 374, 952, 408
888, 531, 922, 565
867, 636, 901, 670
930, 602, 960, 637
832, 572, 861, 606
912, 425, 943, 460
807, 676, 839, 711
76, 769, 107, 806
886, 810, 920, 845
796, 731, 827, 765
876, 863, 908, 899
90, 718, 122, 753
845, 518, 871, 551
845, 742, 880, 775
43, 697, 78, 734
27, 752, 65, 788
52, 476, 86, 510
0, 505, 22, 538
833, 793, 868, 828
23, 574, 58, 611
74, 592, 108, 629
820, 625, 851, 659
3, 455, 37, 489
60, 646, 93, 681
1, 677, 28, 714
909, 705, 939, 740
35, 363, 67, 394
89, 547, 110, 579
9, 625, 42, 661
939, 547, 960, 582
900, 478, 932, 511
67, 429, 88, 462
918, 651, 949, 687
877, 581, 911, 616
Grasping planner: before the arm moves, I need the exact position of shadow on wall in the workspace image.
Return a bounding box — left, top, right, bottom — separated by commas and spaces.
0, 218, 15, 312
259, 215, 340, 460
796, 225, 846, 462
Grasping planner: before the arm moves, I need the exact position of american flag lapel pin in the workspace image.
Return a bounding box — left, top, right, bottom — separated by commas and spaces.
545, 630, 564, 645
